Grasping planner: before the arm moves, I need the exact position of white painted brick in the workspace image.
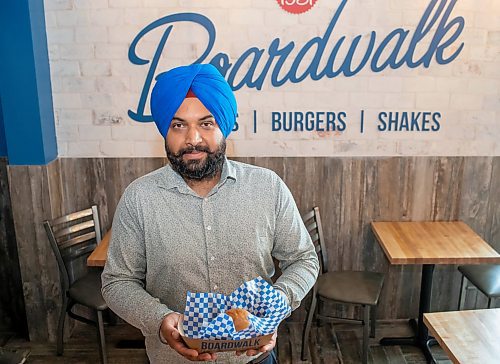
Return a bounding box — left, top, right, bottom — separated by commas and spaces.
111, 92, 139, 111
487, 31, 500, 46
50, 61, 81, 76
95, 43, 128, 59
80, 60, 111, 76
143, 0, 180, 7
435, 77, 468, 92
264, 10, 299, 26
416, 93, 450, 109
75, 27, 108, 43
108, 25, 140, 43
89, 9, 124, 26
57, 142, 68, 155
467, 78, 499, 95
474, 12, 500, 29
93, 110, 125, 125
96, 77, 128, 93
58, 109, 93, 125
46, 28, 74, 43
56, 125, 79, 141
229, 10, 264, 26
450, 94, 483, 111
45, 0, 499, 158
66, 141, 100, 156
133, 141, 165, 156
62, 77, 97, 92
55, 10, 89, 27
475, 123, 499, 143
402, 77, 435, 92
78, 125, 112, 140
44, 11, 57, 27
349, 92, 384, 108
482, 95, 500, 111
44, 0, 72, 10
111, 125, 142, 140
461, 28, 488, 45
48, 44, 60, 60
80, 93, 113, 108
99, 140, 134, 156
59, 44, 94, 60
109, 0, 142, 7
74, 0, 109, 9
50, 78, 63, 93
124, 8, 159, 25
383, 93, 415, 108
52, 93, 82, 108
109, 60, 142, 77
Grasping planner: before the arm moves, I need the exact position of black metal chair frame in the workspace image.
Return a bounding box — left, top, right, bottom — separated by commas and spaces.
301, 207, 384, 364
458, 264, 500, 310
43, 205, 108, 364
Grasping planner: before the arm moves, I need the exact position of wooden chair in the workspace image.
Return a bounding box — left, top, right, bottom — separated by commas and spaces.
300, 207, 385, 364
458, 264, 500, 309
43, 206, 108, 364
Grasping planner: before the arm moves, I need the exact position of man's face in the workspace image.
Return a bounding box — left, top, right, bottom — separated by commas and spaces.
165, 98, 226, 181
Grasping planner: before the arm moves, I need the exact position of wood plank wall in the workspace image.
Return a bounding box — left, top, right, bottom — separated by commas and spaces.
7, 156, 500, 341
0, 158, 28, 335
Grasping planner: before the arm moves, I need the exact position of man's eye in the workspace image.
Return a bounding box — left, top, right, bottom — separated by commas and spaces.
171, 123, 183, 129
202, 121, 214, 127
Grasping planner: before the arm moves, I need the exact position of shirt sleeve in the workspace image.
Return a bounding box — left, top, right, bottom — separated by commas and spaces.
271, 175, 320, 310
101, 185, 173, 337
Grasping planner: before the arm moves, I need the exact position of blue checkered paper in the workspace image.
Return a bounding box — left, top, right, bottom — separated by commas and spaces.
182, 277, 291, 340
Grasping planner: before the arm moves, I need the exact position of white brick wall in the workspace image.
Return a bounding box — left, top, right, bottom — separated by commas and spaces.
44, 0, 500, 157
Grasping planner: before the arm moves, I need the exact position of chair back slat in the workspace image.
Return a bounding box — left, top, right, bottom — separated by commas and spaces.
51, 208, 93, 226
302, 206, 328, 274
61, 244, 96, 262
55, 220, 95, 240
44, 205, 101, 290
59, 231, 97, 250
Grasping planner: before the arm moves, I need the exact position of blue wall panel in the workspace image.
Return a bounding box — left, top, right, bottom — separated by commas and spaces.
0, 99, 7, 157
0, 0, 57, 165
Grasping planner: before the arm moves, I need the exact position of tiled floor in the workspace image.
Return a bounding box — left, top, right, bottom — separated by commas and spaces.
1, 319, 452, 363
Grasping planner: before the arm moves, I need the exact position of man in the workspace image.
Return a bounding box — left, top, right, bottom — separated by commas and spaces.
102, 64, 319, 363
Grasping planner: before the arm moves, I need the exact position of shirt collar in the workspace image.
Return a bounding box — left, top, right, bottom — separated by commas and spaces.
157, 157, 236, 191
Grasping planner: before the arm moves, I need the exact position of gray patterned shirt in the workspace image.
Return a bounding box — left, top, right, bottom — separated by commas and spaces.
101, 159, 319, 364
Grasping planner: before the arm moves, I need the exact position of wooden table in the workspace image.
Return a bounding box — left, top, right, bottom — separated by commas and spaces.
371, 221, 500, 362
87, 230, 111, 267
424, 308, 500, 364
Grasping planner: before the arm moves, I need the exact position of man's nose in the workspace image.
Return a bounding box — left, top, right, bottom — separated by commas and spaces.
185, 126, 202, 146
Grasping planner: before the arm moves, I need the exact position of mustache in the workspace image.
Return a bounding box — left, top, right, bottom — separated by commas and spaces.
175, 145, 212, 157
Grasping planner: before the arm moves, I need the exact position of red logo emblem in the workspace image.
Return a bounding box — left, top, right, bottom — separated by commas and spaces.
276, 0, 318, 14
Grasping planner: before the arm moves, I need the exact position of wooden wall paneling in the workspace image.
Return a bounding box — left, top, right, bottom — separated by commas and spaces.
460, 157, 494, 238
485, 157, 500, 251
407, 157, 436, 220
0, 158, 27, 335
430, 157, 463, 221
8, 162, 62, 341
59, 158, 110, 230
459, 157, 495, 308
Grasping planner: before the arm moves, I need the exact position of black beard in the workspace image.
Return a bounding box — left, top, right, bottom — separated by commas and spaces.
165, 139, 226, 181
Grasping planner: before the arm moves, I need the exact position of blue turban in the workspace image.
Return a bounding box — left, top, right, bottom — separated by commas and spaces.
150, 64, 237, 138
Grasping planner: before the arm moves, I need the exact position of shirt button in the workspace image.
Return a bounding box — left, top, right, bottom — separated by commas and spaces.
206, 226, 212, 231
213, 285, 218, 290
210, 256, 215, 261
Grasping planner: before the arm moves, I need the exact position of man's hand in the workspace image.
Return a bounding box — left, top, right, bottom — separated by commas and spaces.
235, 331, 277, 358
160, 312, 217, 362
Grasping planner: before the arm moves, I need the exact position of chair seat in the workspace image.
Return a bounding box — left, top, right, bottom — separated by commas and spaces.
458, 264, 500, 298
69, 270, 108, 311
317, 271, 385, 306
